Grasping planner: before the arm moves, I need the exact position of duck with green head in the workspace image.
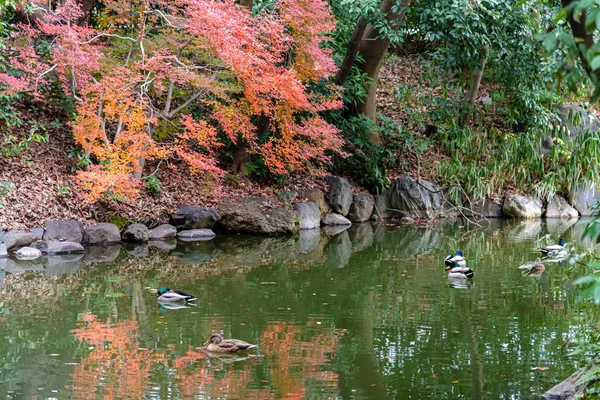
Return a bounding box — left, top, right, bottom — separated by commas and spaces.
156, 287, 196, 302
203, 334, 257, 353
444, 250, 466, 268
445, 260, 474, 279
540, 238, 567, 257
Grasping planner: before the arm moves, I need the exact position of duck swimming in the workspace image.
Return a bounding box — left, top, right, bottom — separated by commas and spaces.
203, 334, 257, 353
445, 250, 466, 268
156, 287, 196, 302
519, 258, 545, 277
540, 238, 567, 257
445, 261, 474, 279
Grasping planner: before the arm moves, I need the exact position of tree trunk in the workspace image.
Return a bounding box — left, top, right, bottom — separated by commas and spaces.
334, 16, 368, 86
561, 0, 595, 78
231, 139, 249, 175
460, 44, 489, 127
239, 0, 252, 8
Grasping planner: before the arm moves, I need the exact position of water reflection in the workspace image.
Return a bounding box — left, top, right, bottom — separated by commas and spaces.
0, 218, 595, 399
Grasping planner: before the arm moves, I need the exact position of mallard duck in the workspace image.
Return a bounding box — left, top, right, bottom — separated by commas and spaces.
445, 262, 474, 279
540, 238, 567, 257
445, 250, 466, 268
156, 287, 196, 302
203, 334, 257, 353
519, 258, 545, 277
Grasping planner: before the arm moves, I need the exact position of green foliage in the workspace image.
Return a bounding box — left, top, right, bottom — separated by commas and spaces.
67, 145, 92, 171
144, 175, 163, 196
108, 212, 133, 230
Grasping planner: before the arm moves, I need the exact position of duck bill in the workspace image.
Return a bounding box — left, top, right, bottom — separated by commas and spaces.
203, 340, 210, 346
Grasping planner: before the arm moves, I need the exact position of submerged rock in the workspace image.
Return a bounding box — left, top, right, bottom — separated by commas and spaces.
177, 229, 216, 241
324, 230, 352, 268
322, 224, 350, 237
297, 188, 328, 215
545, 196, 578, 218
326, 176, 353, 216
45, 254, 84, 276
43, 220, 84, 243
348, 223, 374, 251
84, 245, 121, 263
321, 213, 352, 226
296, 229, 322, 254
83, 223, 121, 245
218, 197, 297, 234
15, 246, 42, 260
389, 176, 443, 219
503, 194, 542, 218
170, 205, 221, 230
122, 223, 149, 242
293, 202, 321, 230
348, 194, 375, 223
5, 231, 38, 252
125, 244, 150, 257
148, 224, 177, 240
149, 239, 177, 251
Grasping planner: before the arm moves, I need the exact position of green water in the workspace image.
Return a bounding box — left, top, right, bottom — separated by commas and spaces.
0, 218, 596, 399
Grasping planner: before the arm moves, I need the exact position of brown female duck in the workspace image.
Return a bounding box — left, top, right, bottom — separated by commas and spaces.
519, 258, 545, 277
203, 334, 257, 353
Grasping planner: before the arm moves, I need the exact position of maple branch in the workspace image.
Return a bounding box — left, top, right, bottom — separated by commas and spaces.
144, 10, 187, 29
37, 64, 58, 79
167, 91, 204, 118
79, 33, 137, 45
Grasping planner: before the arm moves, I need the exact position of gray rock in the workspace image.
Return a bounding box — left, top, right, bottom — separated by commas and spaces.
572, 183, 600, 216
464, 198, 504, 218
149, 239, 177, 251
389, 176, 443, 219
293, 202, 321, 230
371, 193, 393, 220
296, 229, 322, 254
84, 245, 121, 263
148, 224, 177, 240
43, 220, 84, 243
170, 205, 221, 230
545, 195, 579, 218
177, 229, 216, 241
297, 189, 328, 215
125, 244, 149, 257
45, 254, 83, 276
542, 105, 600, 153
5, 231, 38, 252
326, 176, 353, 216
15, 247, 42, 260
348, 194, 375, 222
321, 213, 352, 226
47, 241, 85, 255
0, 224, 4, 244
83, 223, 121, 245
29, 240, 48, 254
324, 230, 352, 268
122, 223, 149, 242
218, 198, 298, 234
30, 227, 44, 240
276, 191, 297, 204
0, 243, 6, 258
503, 194, 542, 218
322, 224, 350, 236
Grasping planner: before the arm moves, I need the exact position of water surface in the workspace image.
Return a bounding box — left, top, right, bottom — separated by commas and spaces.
0, 218, 594, 399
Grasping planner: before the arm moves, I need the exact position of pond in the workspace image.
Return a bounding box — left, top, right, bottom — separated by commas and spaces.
0, 218, 595, 399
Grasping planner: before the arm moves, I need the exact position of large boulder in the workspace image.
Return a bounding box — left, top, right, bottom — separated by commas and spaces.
217, 198, 297, 234
326, 176, 352, 216
83, 223, 121, 245
348, 194, 375, 222
545, 195, 579, 218
47, 241, 85, 255
371, 193, 393, 220
321, 213, 352, 226
389, 176, 443, 219
463, 198, 504, 218
177, 229, 216, 241
122, 223, 149, 242
572, 183, 600, 216
5, 231, 38, 252
293, 202, 321, 230
43, 220, 84, 243
148, 224, 177, 240
503, 194, 542, 218
297, 189, 328, 215
169, 205, 221, 231
0, 225, 6, 258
